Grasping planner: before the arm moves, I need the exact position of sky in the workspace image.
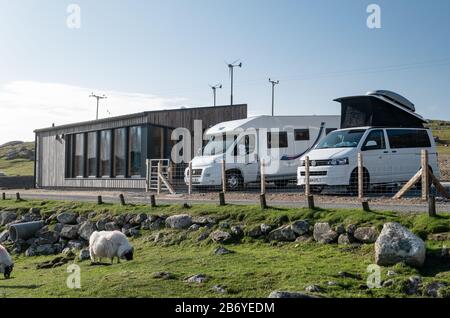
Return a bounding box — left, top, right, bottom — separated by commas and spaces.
1, 0, 450, 144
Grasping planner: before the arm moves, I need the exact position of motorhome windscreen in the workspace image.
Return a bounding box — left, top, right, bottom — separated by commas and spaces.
316, 129, 366, 149
203, 135, 237, 156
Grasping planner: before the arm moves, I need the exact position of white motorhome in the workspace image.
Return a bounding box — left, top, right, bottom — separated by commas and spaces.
297, 90, 441, 193
185, 115, 341, 190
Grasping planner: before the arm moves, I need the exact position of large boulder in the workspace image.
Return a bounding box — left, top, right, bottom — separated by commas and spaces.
268, 291, 318, 298
210, 230, 232, 243
354, 227, 379, 243
57, 212, 78, 225
0, 211, 17, 226
291, 220, 310, 236
165, 214, 192, 229
130, 213, 148, 226
375, 222, 426, 267
313, 223, 338, 244
78, 221, 97, 241
59, 225, 80, 240
267, 225, 296, 242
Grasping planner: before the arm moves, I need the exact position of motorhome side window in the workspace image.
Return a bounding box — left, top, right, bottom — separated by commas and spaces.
362, 130, 386, 151
294, 129, 310, 141
267, 131, 288, 149
387, 129, 431, 149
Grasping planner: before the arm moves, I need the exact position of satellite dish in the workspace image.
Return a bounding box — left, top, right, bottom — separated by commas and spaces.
367, 90, 415, 112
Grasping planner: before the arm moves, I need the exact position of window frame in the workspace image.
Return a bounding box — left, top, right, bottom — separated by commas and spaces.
267, 131, 289, 149
387, 129, 431, 149
361, 129, 386, 151
294, 129, 310, 141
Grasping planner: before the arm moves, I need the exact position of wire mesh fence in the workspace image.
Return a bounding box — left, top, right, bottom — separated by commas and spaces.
145, 148, 450, 203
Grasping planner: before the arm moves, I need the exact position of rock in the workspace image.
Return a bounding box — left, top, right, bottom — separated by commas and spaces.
305, 284, 323, 293
78, 221, 96, 241
387, 270, 396, 277
382, 279, 394, 288
440, 247, 450, 258
105, 222, 120, 231
334, 224, 346, 235
76, 216, 87, 224
59, 225, 79, 240
114, 214, 128, 227
212, 285, 227, 294
79, 248, 90, 261
337, 271, 362, 280
313, 223, 338, 244
0, 230, 9, 243
192, 216, 215, 225
66, 240, 85, 250
267, 225, 296, 242
353, 226, 379, 243
248, 226, 263, 238
185, 274, 209, 284
197, 232, 210, 242
95, 218, 110, 231
35, 230, 59, 245
0, 211, 17, 226
346, 224, 357, 235
35, 244, 55, 256
25, 246, 37, 257
291, 220, 310, 236
214, 246, 234, 255
29, 207, 40, 215
295, 235, 313, 243
124, 227, 140, 238
88, 212, 97, 219
130, 213, 147, 226
231, 225, 244, 236
56, 212, 78, 225
219, 221, 230, 229
260, 224, 272, 235
144, 218, 165, 231
403, 276, 422, 295
375, 222, 426, 267
268, 291, 318, 298
151, 271, 175, 280
327, 281, 339, 286
188, 224, 201, 232
427, 232, 450, 241
210, 230, 232, 243
338, 234, 353, 245
62, 248, 75, 257
165, 214, 192, 229
423, 281, 447, 298
21, 212, 41, 223
53, 223, 64, 233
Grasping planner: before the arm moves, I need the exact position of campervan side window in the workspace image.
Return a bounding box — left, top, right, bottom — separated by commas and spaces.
387, 129, 431, 149
294, 129, 310, 141
267, 131, 288, 149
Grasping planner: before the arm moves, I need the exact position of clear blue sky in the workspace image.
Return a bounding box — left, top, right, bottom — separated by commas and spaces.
1, 0, 450, 143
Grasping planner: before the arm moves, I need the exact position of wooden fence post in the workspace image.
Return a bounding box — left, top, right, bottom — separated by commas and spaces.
221, 160, 226, 193
188, 161, 193, 196
304, 156, 310, 197
358, 152, 364, 199
119, 194, 126, 206
421, 149, 429, 201
428, 195, 436, 217
157, 161, 162, 195
15, 192, 21, 201
307, 195, 315, 209
362, 200, 370, 212
97, 195, 103, 205
2, 192, 5, 200
260, 159, 266, 195
150, 194, 156, 208
219, 192, 226, 206
145, 159, 150, 192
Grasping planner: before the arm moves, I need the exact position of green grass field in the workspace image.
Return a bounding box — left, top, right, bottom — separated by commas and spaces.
428, 120, 450, 155
0, 200, 449, 298
0, 142, 34, 176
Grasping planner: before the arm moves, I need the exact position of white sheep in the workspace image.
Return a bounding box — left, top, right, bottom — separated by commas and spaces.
0, 244, 14, 279
89, 231, 134, 264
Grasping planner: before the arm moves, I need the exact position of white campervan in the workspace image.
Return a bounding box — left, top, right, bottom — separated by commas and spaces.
297, 91, 440, 193
185, 115, 341, 190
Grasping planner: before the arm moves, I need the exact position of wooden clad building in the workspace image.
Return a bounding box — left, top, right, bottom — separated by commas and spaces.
34, 104, 247, 189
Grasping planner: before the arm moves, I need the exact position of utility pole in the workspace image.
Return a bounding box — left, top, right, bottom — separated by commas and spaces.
269, 79, 280, 116
89, 93, 107, 120
227, 60, 242, 106
209, 84, 222, 106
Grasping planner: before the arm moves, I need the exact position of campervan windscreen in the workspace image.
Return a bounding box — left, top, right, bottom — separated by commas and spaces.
202, 135, 237, 156
316, 129, 366, 149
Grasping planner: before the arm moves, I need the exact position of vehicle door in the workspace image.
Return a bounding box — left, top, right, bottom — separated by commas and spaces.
360, 129, 390, 184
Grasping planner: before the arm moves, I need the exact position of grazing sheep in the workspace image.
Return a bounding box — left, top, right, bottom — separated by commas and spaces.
0, 244, 13, 279
89, 231, 134, 264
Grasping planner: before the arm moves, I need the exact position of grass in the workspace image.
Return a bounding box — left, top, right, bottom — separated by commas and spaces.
428, 120, 450, 155
0, 141, 34, 176
0, 199, 450, 298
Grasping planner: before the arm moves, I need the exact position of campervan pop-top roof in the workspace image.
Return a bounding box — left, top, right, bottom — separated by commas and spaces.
334, 90, 426, 129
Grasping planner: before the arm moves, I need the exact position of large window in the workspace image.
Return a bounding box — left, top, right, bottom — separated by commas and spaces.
114, 128, 127, 177
387, 129, 431, 149
362, 130, 386, 151
316, 129, 365, 149
87, 132, 98, 177
267, 131, 288, 149
149, 126, 164, 158
100, 130, 112, 177
128, 126, 142, 176
73, 134, 85, 177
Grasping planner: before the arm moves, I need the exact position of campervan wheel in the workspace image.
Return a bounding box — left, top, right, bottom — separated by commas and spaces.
226, 171, 243, 191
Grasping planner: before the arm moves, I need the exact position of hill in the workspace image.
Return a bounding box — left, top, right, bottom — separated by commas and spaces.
0, 141, 35, 176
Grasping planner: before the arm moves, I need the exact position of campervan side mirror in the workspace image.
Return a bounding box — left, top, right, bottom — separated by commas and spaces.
362, 140, 378, 151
